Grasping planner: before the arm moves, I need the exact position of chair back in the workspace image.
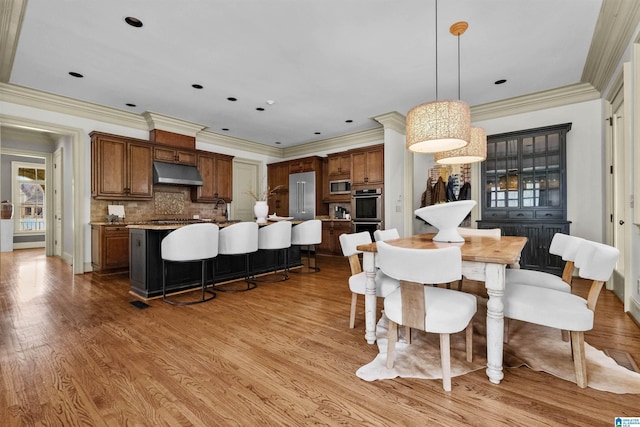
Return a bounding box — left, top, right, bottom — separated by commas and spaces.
219, 222, 259, 255
457, 227, 500, 237
575, 241, 619, 282
258, 221, 292, 250
549, 233, 584, 260
376, 241, 462, 285
291, 219, 322, 245
373, 228, 400, 241
339, 231, 371, 276
162, 223, 219, 262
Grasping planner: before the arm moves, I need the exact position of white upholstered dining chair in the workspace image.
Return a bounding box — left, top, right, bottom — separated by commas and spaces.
338, 232, 399, 329
376, 241, 477, 392
503, 240, 619, 388
373, 228, 400, 242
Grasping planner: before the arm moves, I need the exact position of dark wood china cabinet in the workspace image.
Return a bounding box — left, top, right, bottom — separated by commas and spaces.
478, 123, 571, 275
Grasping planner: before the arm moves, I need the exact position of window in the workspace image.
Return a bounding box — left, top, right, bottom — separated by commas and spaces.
12, 161, 46, 233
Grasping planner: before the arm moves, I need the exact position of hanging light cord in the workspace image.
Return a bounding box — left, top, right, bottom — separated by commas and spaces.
457, 29, 461, 100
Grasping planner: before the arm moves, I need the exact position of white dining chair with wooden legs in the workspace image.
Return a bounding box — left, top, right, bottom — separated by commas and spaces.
338, 232, 399, 329
376, 241, 477, 392
161, 223, 219, 305
503, 240, 619, 388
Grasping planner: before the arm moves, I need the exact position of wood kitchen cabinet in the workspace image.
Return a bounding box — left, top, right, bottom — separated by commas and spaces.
327, 152, 351, 177
91, 224, 129, 273
318, 220, 352, 255
351, 144, 384, 187
90, 131, 153, 200
267, 161, 290, 216
153, 145, 197, 165
191, 151, 234, 202
289, 156, 322, 174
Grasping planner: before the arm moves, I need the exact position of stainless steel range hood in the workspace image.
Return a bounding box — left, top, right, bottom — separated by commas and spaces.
153, 161, 203, 186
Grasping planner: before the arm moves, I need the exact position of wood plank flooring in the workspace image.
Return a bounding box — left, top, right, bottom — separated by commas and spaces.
1, 249, 639, 426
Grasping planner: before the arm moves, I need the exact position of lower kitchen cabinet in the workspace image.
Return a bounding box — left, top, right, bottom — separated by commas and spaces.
477, 220, 570, 275
318, 220, 352, 255
91, 224, 129, 273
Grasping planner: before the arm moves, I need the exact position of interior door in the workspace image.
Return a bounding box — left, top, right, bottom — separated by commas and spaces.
609, 85, 626, 302
53, 147, 63, 257
232, 159, 260, 222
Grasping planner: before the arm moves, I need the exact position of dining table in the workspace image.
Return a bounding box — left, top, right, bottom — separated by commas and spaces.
357, 232, 528, 385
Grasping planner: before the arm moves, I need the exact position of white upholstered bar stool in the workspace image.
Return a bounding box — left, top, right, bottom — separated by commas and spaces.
503, 240, 619, 388
377, 241, 477, 392
339, 232, 399, 329
216, 222, 259, 292
161, 223, 219, 305
290, 219, 322, 273
257, 220, 292, 281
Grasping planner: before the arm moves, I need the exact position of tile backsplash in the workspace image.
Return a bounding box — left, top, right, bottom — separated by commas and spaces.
91, 185, 227, 223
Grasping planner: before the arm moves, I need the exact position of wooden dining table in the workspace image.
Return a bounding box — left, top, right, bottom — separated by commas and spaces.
357, 232, 528, 385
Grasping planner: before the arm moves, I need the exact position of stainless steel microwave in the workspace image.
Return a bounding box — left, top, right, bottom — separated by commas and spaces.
329, 179, 351, 195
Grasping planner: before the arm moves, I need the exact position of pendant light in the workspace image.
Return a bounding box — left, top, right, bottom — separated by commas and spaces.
434, 21, 487, 164
406, 0, 470, 153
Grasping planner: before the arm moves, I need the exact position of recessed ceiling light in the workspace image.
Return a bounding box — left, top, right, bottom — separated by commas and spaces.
227, 97, 237, 102
275, 141, 281, 145
125, 17, 143, 28
314, 132, 321, 135
192, 84, 203, 89
266, 100, 275, 105
494, 79, 507, 85
221, 128, 229, 131
256, 107, 265, 111
345, 119, 353, 123
125, 103, 136, 107
68, 72, 83, 78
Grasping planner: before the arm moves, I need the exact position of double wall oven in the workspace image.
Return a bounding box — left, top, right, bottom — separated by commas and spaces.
351, 188, 383, 237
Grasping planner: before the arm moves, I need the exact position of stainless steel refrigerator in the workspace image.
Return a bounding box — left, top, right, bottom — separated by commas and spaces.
289, 171, 316, 220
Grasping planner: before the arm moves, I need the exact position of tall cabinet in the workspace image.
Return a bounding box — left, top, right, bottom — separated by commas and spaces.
478, 123, 572, 275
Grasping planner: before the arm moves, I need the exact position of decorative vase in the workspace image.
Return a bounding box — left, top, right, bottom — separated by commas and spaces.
254, 201, 268, 224
1, 200, 13, 220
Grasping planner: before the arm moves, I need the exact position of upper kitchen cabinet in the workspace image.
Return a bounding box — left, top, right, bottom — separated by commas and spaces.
153, 145, 197, 166
351, 144, 384, 187
289, 156, 323, 174
191, 152, 234, 203
327, 152, 351, 177
90, 131, 153, 200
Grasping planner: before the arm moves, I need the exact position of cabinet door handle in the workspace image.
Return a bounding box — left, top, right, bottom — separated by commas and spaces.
545, 213, 552, 217
619, 220, 625, 225
516, 213, 524, 217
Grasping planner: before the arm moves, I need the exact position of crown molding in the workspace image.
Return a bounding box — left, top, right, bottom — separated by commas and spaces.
282, 127, 384, 158
0, 83, 149, 130
582, 0, 640, 92
142, 111, 205, 136
1, 125, 56, 145
470, 82, 601, 122
374, 111, 406, 134
196, 129, 283, 157
0, 0, 25, 82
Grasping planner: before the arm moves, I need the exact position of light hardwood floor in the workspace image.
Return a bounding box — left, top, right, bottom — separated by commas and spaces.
1, 249, 639, 426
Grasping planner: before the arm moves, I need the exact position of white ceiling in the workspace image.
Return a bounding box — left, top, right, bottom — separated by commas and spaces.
8, 0, 604, 147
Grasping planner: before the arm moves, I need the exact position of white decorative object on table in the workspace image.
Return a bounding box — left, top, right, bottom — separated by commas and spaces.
414, 200, 476, 242
254, 201, 269, 224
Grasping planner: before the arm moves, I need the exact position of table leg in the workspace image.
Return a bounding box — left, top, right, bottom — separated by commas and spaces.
362, 251, 377, 344
484, 263, 506, 384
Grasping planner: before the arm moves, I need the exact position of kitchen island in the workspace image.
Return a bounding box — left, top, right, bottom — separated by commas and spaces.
128, 222, 302, 299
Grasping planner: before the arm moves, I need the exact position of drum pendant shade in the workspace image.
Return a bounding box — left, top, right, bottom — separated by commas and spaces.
434, 126, 487, 164
406, 100, 471, 153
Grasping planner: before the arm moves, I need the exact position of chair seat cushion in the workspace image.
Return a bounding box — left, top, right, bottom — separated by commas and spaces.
504, 283, 593, 331
506, 269, 570, 292
349, 270, 399, 298
383, 286, 477, 334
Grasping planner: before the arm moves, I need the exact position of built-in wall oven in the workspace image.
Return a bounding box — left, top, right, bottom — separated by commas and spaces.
352, 188, 383, 239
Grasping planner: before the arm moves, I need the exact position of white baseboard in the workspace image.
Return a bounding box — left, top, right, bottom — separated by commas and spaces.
83, 262, 93, 273
629, 296, 640, 326
62, 251, 73, 265
13, 241, 45, 249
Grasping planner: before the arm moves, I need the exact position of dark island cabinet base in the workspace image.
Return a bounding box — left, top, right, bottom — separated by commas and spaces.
129, 228, 301, 298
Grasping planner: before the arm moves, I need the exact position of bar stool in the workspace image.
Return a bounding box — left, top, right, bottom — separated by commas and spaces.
161, 223, 219, 305
257, 220, 292, 281
290, 219, 322, 273
216, 222, 259, 292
